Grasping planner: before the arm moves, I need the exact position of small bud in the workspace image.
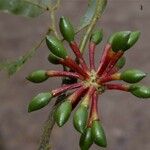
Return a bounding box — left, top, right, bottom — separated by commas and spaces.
46, 35, 68, 59
79, 128, 93, 150
59, 16, 75, 43
91, 121, 107, 147
73, 105, 88, 133
115, 56, 126, 69
127, 31, 140, 49
28, 92, 52, 112
129, 84, 150, 98
48, 53, 61, 65
27, 70, 49, 83
121, 69, 146, 83
90, 29, 103, 45
54, 101, 72, 127
108, 31, 131, 52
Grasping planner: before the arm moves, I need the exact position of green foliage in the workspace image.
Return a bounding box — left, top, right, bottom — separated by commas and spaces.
80, 128, 93, 150
28, 92, 53, 112
27, 70, 49, 83
78, 0, 107, 31
73, 105, 88, 133
91, 121, 107, 147
0, 0, 59, 17
54, 101, 72, 127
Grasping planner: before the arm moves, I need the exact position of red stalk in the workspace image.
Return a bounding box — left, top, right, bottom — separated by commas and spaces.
88, 91, 99, 127
89, 42, 96, 70
60, 57, 89, 79
103, 51, 124, 75
108, 67, 119, 75
98, 73, 121, 83
81, 86, 96, 108
97, 44, 115, 76
68, 86, 89, 108
46, 70, 83, 80
51, 82, 82, 97
105, 83, 129, 91
70, 41, 89, 71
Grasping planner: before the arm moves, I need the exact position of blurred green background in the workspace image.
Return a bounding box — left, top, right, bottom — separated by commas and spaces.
0, 0, 150, 150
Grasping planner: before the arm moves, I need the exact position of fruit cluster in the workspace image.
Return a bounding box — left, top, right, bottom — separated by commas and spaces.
27, 17, 150, 149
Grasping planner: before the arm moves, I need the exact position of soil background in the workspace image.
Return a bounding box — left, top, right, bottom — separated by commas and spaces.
0, 0, 150, 150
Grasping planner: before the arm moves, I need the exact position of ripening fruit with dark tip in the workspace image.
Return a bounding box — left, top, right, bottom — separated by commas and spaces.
108, 31, 131, 52
91, 121, 107, 147
79, 128, 93, 150
54, 101, 72, 127
28, 92, 53, 112
129, 84, 150, 98
115, 56, 126, 69
48, 53, 61, 65
73, 105, 88, 133
127, 31, 140, 49
90, 29, 103, 45
59, 16, 75, 43
46, 35, 68, 59
120, 69, 146, 83
26, 70, 49, 83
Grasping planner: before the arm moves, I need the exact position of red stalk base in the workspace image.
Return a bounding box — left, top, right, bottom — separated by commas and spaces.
70, 41, 89, 72
89, 42, 96, 70
51, 82, 82, 97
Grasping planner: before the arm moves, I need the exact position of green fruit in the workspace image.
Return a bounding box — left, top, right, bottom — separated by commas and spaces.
80, 128, 93, 150
127, 31, 140, 49
46, 35, 68, 59
90, 29, 103, 45
91, 121, 107, 147
59, 16, 75, 43
73, 105, 88, 133
121, 69, 146, 83
116, 56, 126, 69
27, 70, 49, 83
54, 101, 72, 127
129, 84, 150, 98
28, 92, 52, 112
108, 31, 131, 52
48, 53, 61, 65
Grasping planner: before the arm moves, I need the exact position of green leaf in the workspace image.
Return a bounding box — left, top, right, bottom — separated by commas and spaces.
77, 0, 107, 31
0, 37, 45, 76
0, 0, 58, 18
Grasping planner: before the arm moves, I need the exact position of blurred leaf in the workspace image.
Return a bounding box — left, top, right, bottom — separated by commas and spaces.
77, 0, 107, 31
0, 0, 58, 18
0, 37, 45, 76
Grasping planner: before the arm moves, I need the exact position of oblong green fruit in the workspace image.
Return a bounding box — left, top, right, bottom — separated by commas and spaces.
54, 101, 72, 127
46, 35, 67, 59
91, 121, 107, 147
121, 69, 146, 83
59, 16, 75, 43
79, 128, 93, 150
26, 70, 49, 83
116, 56, 126, 69
90, 29, 103, 45
48, 53, 61, 65
28, 92, 52, 112
127, 31, 140, 49
73, 105, 88, 133
108, 31, 131, 52
129, 84, 150, 98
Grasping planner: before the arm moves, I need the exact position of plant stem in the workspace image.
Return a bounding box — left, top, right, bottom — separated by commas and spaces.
79, 0, 107, 53
46, 70, 82, 79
